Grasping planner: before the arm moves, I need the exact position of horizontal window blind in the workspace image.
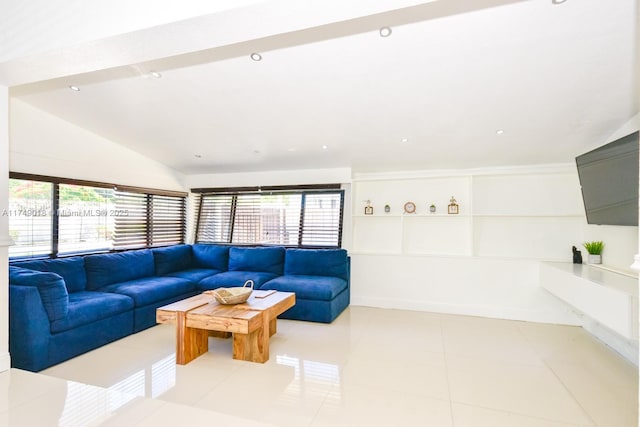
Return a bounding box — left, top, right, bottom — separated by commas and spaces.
301, 192, 343, 247
195, 189, 343, 248
8, 179, 53, 258
58, 184, 115, 254
150, 195, 186, 247
113, 191, 148, 250
196, 194, 232, 243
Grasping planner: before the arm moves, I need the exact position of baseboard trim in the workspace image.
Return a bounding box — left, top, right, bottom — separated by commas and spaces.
350, 296, 581, 325
0, 352, 10, 372
582, 317, 639, 366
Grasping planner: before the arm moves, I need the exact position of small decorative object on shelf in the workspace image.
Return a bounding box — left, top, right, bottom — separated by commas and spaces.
384, 204, 391, 213
364, 200, 373, 215
583, 241, 604, 264
571, 246, 583, 264
403, 201, 416, 214
429, 204, 436, 214
447, 196, 459, 214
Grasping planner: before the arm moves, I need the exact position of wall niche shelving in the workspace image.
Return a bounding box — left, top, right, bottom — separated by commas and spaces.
351, 170, 585, 261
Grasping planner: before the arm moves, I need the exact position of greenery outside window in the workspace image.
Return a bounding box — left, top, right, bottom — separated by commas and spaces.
8, 173, 187, 259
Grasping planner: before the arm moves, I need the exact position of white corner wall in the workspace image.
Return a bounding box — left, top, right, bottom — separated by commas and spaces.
0, 86, 10, 372
9, 99, 186, 191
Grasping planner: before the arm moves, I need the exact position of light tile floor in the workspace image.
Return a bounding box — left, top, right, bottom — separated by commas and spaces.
0, 306, 636, 426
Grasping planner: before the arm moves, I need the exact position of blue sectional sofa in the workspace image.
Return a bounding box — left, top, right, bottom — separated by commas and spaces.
9, 244, 350, 372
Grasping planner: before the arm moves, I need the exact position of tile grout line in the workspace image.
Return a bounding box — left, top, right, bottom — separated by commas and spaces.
515, 324, 600, 427
439, 315, 457, 427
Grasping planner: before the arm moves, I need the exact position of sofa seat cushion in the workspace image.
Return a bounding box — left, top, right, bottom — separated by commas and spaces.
13, 256, 88, 293
165, 268, 221, 283
260, 275, 348, 301
199, 271, 277, 291
100, 276, 196, 307
85, 250, 155, 290
50, 291, 134, 334
153, 245, 193, 275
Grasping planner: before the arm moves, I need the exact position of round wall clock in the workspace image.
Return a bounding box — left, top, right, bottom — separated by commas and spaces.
403, 201, 416, 214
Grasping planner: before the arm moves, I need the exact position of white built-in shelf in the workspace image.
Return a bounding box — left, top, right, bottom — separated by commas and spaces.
540, 262, 638, 340
352, 214, 470, 217
352, 171, 587, 259
472, 214, 584, 218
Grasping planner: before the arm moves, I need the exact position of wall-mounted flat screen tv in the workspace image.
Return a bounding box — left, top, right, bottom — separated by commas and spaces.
575, 131, 639, 226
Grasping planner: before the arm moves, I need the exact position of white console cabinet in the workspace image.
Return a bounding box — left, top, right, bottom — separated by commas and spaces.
540, 262, 638, 341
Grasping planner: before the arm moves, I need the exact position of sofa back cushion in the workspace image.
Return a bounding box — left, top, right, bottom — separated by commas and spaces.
85, 249, 155, 290
152, 245, 193, 275
192, 244, 229, 271
9, 266, 69, 321
228, 246, 285, 275
284, 249, 349, 281
13, 256, 87, 293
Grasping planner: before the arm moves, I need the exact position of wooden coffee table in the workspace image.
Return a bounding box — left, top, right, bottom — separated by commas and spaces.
156, 290, 295, 364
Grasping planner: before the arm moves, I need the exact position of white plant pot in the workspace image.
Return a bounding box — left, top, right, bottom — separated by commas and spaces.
588, 254, 602, 264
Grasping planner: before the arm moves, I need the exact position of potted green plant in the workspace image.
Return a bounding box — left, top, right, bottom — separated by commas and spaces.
583, 241, 604, 264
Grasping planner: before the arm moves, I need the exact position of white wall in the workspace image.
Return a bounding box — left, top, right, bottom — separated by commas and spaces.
10, 99, 186, 191
185, 168, 352, 189
0, 86, 10, 372
350, 165, 638, 325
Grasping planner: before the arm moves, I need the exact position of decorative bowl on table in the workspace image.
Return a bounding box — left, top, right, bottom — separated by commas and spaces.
205, 280, 254, 305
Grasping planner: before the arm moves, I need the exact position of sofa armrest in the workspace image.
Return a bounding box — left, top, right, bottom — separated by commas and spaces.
9, 285, 53, 371
9, 266, 69, 321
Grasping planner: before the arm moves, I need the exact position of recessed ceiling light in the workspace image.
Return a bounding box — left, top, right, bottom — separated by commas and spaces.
69, 85, 80, 91
496, 129, 505, 135
401, 138, 409, 143
250, 52, 262, 61
552, 0, 567, 4
379, 27, 392, 37
321, 145, 328, 150
150, 71, 162, 78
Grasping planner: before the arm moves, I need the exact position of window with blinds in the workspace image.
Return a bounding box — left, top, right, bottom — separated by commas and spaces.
8, 179, 54, 258
195, 189, 343, 248
301, 192, 343, 247
58, 184, 115, 254
8, 173, 187, 259
150, 195, 186, 247
195, 194, 232, 243
113, 192, 186, 249
113, 191, 148, 250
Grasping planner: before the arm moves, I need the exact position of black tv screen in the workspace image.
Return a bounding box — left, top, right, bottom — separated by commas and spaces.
576, 131, 639, 226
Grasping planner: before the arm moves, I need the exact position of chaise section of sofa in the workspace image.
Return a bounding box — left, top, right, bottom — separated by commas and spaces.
84, 249, 199, 332
259, 248, 350, 323
9, 262, 134, 372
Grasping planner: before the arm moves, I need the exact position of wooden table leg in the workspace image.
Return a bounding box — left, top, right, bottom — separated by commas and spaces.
269, 317, 277, 337
176, 312, 208, 365
232, 313, 269, 363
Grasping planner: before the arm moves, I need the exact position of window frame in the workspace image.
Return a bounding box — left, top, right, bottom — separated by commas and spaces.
8, 172, 187, 260
192, 184, 344, 248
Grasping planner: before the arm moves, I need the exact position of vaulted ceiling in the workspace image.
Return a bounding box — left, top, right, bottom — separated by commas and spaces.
6, 0, 639, 174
